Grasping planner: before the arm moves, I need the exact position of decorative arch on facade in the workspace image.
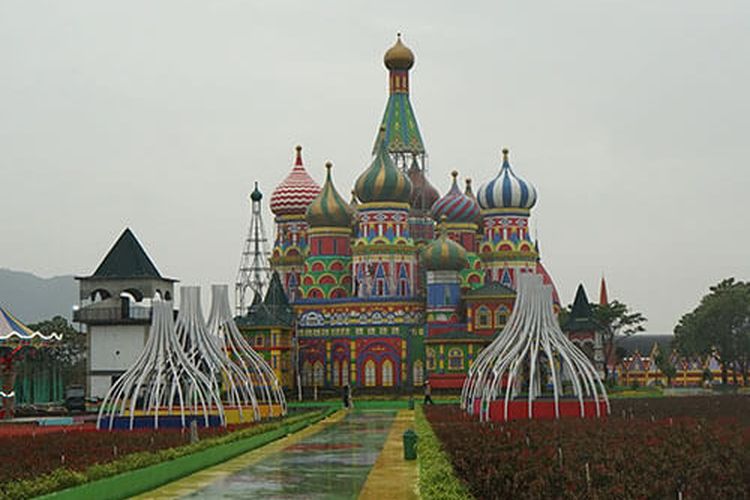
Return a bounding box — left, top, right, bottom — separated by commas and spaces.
358, 341, 400, 387
306, 288, 324, 299
121, 288, 144, 302
475, 306, 492, 329
448, 348, 465, 370
302, 275, 314, 286
90, 288, 112, 302
311, 262, 325, 272
319, 274, 336, 285
494, 305, 510, 328
382, 359, 394, 387
329, 260, 345, 272
329, 288, 347, 299
364, 359, 377, 387
313, 361, 324, 387
426, 347, 436, 371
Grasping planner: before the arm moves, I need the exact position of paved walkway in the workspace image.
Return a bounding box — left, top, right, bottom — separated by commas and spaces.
359, 410, 418, 500
137, 409, 417, 499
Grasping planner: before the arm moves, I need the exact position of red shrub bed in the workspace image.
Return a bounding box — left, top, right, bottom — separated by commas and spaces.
0, 423, 248, 482
426, 397, 750, 499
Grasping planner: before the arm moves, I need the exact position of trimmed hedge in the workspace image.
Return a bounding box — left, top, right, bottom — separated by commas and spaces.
415, 404, 473, 500
1, 409, 331, 500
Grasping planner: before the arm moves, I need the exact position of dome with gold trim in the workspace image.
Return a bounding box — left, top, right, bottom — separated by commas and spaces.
355, 129, 412, 204
384, 34, 414, 71
306, 162, 353, 228
420, 219, 469, 271
270, 146, 322, 216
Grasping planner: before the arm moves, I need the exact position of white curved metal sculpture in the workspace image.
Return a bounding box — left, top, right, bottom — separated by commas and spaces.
176, 286, 271, 423
97, 297, 224, 430
206, 284, 286, 418
461, 273, 609, 421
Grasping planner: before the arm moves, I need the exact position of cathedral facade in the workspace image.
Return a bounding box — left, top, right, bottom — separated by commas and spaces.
258, 36, 559, 391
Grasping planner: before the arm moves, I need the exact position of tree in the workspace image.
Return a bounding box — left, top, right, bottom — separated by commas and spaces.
592, 301, 647, 380
26, 316, 87, 386
654, 351, 677, 387
674, 278, 750, 385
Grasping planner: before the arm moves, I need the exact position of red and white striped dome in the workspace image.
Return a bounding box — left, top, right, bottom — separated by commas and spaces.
270, 146, 321, 216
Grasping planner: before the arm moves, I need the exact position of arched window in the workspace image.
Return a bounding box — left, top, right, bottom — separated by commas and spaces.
476, 306, 491, 329
332, 360, 341, 387
448, 348, 465, 370
413, 360, 424, 386
364, 359, 377, 387
341, 362, 349, 386
494, 307, 509, 329
382, 359, 394, 387
302, 361, 313, 386
426, 348, 436, 371
313, 361, 324, 387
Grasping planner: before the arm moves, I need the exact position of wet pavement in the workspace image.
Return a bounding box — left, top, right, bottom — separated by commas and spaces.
182, 410, 396, 499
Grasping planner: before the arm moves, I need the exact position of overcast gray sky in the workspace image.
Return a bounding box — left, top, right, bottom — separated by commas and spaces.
2, 1, 748, 332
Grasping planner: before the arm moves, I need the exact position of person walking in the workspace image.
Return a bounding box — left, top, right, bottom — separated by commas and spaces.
342, 383, 351, 409
423, 380, 434, 405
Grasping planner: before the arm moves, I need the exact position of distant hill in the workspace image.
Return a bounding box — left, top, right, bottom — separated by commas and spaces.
0, 269, 77, 323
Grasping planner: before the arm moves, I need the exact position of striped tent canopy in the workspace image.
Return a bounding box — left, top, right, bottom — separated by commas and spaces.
0, 305, 62, 345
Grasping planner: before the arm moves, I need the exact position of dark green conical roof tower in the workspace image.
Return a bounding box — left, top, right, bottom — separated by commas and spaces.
372, 34, 425, 157
564, 284, 598, 332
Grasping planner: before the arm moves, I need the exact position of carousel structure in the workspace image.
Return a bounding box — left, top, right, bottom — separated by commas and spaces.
0, 305, 61, 419
461, 274, 609, 421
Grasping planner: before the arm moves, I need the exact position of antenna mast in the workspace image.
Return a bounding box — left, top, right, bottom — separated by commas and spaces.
235, 182, 271, 316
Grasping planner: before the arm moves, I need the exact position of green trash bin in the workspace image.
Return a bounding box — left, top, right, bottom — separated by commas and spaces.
403, 429, 417, 460
408, 396, 415, 410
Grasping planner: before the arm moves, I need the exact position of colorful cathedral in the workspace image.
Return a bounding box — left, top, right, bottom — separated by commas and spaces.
240, 36, 560, 392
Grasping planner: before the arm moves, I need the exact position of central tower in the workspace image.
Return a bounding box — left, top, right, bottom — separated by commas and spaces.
372, 34, 438, 246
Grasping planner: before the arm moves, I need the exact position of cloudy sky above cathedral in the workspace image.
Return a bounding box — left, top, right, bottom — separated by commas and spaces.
1, 1, 748, 331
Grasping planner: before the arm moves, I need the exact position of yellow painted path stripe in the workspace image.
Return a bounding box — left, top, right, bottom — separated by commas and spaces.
134, 410, 346, 500
358, 409, 418, 500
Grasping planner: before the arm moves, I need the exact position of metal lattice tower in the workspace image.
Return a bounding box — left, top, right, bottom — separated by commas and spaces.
235, 182, 271, 316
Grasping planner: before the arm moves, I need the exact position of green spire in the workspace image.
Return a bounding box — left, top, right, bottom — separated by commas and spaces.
372, 93, 425, 156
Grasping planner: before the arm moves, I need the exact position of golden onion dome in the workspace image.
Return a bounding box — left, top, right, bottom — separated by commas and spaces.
384, 34, 415, 71
355, 128, 412, 204
306, 162, 353, 228
420, 217, 469, 271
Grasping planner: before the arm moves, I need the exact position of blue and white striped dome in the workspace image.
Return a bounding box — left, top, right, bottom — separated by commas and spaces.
477, 149, 537, 210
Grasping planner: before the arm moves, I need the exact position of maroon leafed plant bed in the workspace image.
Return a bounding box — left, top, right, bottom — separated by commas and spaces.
426, 397, 750, 499
0, 423, 250, 483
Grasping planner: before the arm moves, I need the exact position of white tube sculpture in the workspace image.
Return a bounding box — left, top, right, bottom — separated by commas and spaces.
97, 297, 224, 430
206, 284, 287, 418
176, 286, 267, 423
461, 273, 609, 421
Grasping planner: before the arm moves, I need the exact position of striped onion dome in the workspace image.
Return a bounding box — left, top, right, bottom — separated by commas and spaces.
464, 178, 484, 228
270, 146, 322, 216
476, 149, 537, 210
408, 158, 440, 211
431, 170, 480, 224
421, 218, 469, 271
306, 163, 353, 228
354, 128, 412, 204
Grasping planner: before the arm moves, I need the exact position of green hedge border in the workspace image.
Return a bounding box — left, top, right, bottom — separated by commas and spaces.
4, 408, 336, 500
415, 405, 473, 500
